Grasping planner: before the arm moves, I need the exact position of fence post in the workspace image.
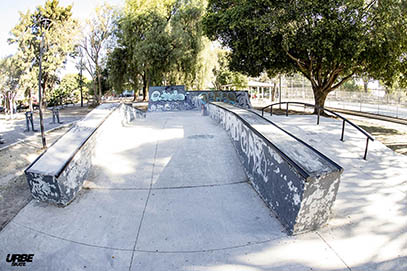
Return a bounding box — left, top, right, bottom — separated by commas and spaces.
286, 103, 288, 116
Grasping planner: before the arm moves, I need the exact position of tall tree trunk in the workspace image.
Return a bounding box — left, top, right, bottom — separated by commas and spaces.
93, 78, 98, 105
313, 87, 329, 114
41, 75, 48, 108
5, 92, 9, 115
97, 70, 102, 104
8, 92, 14, 119
132, 90, 138, 102
142, 72, 149, 101
28, 88, 33, 112
271, 83, 276, 101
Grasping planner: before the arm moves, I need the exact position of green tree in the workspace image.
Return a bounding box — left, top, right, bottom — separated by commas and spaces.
203, 0, 407, 111
341, 78, 361, 92
75, 50, 86, 106
9, 0, 78, 107
107, 47, 129, 95
7, 11, 37, 111
9, 0, 78, 110
48, 73, 89, 106
0, 56, 23, 117
212, 50, 247, 90
79, 3, 115, 105
191, 38, 218, 90
108, 0, 206, 99
100, 68, 111, 97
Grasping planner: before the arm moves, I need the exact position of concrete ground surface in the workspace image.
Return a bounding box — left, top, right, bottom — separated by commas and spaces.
0, 110, 406, 270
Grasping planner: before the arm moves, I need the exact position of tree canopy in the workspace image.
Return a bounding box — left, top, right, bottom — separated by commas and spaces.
47, 73, 89, 106
9, 0, 78, 107
108, 0, 207, 99
79, 3, 115, 104
0, 55, 24, 115
212, 49, 248, 90
203, 0, 407, 109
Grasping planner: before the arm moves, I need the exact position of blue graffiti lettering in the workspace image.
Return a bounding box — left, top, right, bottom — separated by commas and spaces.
151, 90, 185, 102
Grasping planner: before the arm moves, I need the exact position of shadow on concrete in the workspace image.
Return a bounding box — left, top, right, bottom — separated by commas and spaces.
263, 114, 407, 270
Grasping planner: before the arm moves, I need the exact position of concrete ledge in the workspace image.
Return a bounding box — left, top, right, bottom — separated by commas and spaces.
24, 103, 119, 206
207, 102, 343, 235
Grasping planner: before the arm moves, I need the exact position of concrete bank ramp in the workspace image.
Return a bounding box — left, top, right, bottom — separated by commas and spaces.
0, 110, 402, 271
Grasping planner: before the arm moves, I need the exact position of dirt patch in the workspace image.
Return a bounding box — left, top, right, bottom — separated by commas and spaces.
259, 107, 313, 116
355, 122, 407, 156
58, 105, 93, 116
133, 104, 148, 111
0, 127, 71, 182
0, 104, 93, 121
0, 175, 31, 229
0, 120, 82, 231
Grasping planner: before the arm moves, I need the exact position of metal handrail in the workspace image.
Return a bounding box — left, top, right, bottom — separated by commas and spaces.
261, 102, 375, 160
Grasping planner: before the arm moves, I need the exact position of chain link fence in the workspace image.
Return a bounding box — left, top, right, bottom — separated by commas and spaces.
251, 76, 407, 119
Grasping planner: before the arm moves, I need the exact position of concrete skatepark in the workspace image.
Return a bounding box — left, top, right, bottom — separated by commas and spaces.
0, 95, 406, 270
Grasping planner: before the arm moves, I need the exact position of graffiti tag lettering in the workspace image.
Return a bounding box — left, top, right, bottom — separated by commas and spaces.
151, 90, 185, 102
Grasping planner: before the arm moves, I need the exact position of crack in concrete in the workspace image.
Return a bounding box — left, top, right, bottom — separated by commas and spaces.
132, 236, 285, 254
11, 221, 132, 251
83, 180, 249, 191
316, 231, 352, 271
128, 119, 168, 271
11, 220, 286, 254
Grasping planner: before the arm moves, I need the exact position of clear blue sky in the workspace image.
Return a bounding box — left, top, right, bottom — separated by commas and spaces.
0, 0, 124, 58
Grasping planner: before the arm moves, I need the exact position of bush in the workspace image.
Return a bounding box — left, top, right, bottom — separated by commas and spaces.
341, 79, 361, 92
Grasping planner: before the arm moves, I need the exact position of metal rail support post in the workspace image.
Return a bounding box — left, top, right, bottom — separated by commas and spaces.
50, 107, 63, 124
24, 111, 38, 132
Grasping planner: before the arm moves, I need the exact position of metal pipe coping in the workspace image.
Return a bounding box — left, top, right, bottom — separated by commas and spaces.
261, 102, 375, 160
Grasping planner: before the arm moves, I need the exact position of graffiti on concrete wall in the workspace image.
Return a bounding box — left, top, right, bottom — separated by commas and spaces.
207, 102, 342, 235
207, 103, 303, 233
148, 86, 252, 112
148, 86, 192, 112
151, 90, 185, 102
186, 91, 251, 109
